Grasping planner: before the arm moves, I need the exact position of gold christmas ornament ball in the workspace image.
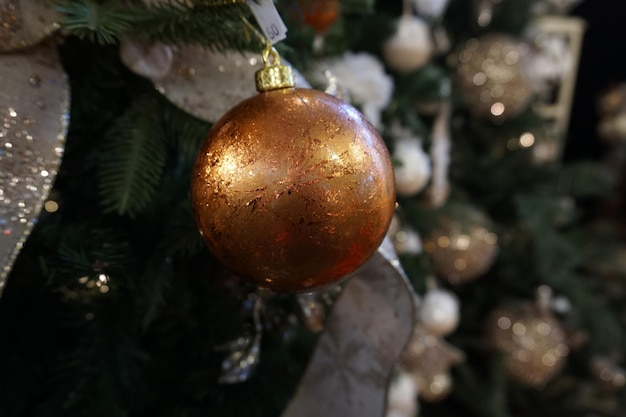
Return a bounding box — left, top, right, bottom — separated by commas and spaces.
422, 204, 498, 284
456, 34, 533, 120
417, 372, 453, 402
486, 302, 569, 386
191, 87, 396, 293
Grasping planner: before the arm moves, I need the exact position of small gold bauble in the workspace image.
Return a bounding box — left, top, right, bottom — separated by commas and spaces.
590, 356, 626, 393
416, 372, 453, 402
191, 87, 396, 293
456, 34, 533, 120
485, 302, 569, 386
422, 203, 498, 284
399, 327, 464, 402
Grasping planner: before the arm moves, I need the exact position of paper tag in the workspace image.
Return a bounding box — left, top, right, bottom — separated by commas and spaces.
247, 0, 288, 44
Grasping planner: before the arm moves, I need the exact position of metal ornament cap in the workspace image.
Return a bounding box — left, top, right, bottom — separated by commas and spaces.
255, 47, 295, 92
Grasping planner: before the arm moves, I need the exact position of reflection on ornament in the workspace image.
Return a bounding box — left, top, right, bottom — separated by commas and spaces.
191, 49, 396, 293
0, 40, 69, 296
144, 47, 310, 123
383, 15, 433, 73
400, 326, 464, 402
0, 0, 60, 52
422, 205, 498, 284
485, 301, 569, 386
456, 34, 533, 120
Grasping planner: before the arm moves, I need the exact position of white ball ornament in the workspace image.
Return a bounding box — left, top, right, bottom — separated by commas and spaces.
383, 15, 434, 73
413, 0, 450, 19
393, 138, 432, 196
420, 289, 460, 336
385, 370, 419, 417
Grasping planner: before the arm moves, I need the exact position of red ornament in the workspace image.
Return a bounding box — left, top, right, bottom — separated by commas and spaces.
300, 0, 340, 34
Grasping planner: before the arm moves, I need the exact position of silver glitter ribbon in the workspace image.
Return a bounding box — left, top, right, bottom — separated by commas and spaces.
0, 0, 60, 52
281, 237, 417, 417
0, 40, 69, 296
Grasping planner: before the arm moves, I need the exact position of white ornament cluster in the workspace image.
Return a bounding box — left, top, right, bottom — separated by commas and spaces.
308, 52, 393, 129
525, 31, 574, 95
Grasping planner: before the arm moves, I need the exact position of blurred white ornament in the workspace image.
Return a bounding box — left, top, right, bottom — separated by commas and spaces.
393, 138, 432, 196
426, 103, 451, 207
394, 227, 423, 256
532, 0, 582, 15
385, 370, 419, 417
119, 39, 174, 80
598, 115, 626, 143
308, 51, 393, 128
413, 0, 449, 19
383, 15, 434, 73
420, 288, 460, 336
596, 84, 626, 144
316, 69, 351, 102
525, 32, 573, 95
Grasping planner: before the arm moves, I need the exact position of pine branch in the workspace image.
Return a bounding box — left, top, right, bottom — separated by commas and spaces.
57, 0, 264, 50
158, 198, 206, 260
157, 97, 210, 169
135, 2, 262, 49
99, 94, 168, 218
56, 0, 136, 44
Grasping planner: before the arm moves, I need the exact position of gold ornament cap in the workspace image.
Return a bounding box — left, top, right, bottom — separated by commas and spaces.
255, 46, 295, 92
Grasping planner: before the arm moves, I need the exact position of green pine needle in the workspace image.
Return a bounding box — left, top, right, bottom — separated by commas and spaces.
57, 0, 136, 44
99, 95, 168, 218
